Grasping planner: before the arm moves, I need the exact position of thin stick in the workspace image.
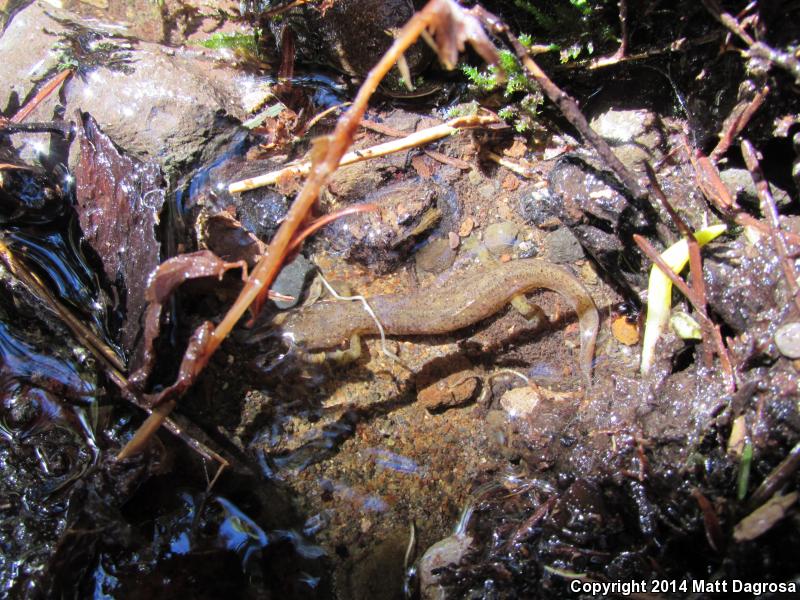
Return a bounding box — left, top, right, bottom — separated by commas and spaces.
474, 7, 647, 201
741, 140, 800, 314
229, 114, 498, 192
484, 150, 533, 177
710, 86, 768, 161
11, 69, 73, 123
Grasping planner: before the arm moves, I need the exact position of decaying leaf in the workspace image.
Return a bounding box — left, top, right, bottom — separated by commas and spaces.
734, 492, 798, 542
74, 112, 164, 355
423, 0, 499, 70
129, 250, 246, 394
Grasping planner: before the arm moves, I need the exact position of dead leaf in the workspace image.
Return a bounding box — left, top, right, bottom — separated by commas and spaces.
74, 112, 164, 354
129, 251, 246, 392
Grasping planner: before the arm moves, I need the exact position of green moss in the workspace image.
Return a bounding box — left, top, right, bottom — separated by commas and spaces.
197, 30, 259, 53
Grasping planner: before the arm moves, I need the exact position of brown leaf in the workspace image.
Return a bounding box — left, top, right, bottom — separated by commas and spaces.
129, 251, 246, 392
199, 212, 267, 267
74, 112, 164, 355
411, 154, 433, 179
424, 0, 500, 70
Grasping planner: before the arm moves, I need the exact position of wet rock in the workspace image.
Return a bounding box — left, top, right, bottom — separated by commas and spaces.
272, 0, 431, 82
416, 371, 478, 412
58, 0, 166, 43
544, 479, 611, 545
775, 322, 800, 359
272, 254, 314, 310
0, 1, 248, 174
415, 237, 456, 275
74, 113, 164, 353
543, 227, 584, 263
489, 389, 581, 469
324, 178, 442, 273
483, 221, 519, 257
704, 235, 786, 339
719, 167, 791, 208
498, 386, 540, 418
417, 532, 473, 600
544, 154, 651, 293
589, 108, 664, 168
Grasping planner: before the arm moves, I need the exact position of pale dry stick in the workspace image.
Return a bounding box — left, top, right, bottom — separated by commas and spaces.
741, 139, 800, 314
229, 114, 498, 193
473, 7, 648, 201
484, 150, 533, 178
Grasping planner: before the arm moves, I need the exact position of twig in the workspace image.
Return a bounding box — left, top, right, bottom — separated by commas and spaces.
473, 7, 648, 201
686, 141, 800, 246
484, 150, 533, 177
702, 0, 800, 84
748, 442, 800, 508
229, 114, 498, 192
11, 69, 73, 123
297, 102, 351, 137
741, 140, 800, 314
710, 86, 768, 161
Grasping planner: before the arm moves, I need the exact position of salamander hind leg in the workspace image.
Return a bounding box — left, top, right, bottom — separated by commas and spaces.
305, 333, 363, 364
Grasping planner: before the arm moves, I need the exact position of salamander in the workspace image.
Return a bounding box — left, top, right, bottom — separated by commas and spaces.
275, 258, 599, 380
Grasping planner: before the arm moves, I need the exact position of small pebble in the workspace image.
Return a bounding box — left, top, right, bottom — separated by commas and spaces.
775, 321, 800, 359
415, 238, 456, 274
612, 315, 640, 346
459, 216, 475, 237
448, 231, 460, 249
484, 221, 519, 256
417, 372, 478, 412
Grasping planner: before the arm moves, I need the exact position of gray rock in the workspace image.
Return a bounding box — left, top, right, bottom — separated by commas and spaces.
590, 108, 664, 169
544, 227, 584, 263
0, 1, 249, 174
272, 254, 314, 310
719, 167, 791, 208
483, 221, 519, 256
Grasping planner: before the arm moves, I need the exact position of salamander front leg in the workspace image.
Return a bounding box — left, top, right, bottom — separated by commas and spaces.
510, 294, 549, 328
